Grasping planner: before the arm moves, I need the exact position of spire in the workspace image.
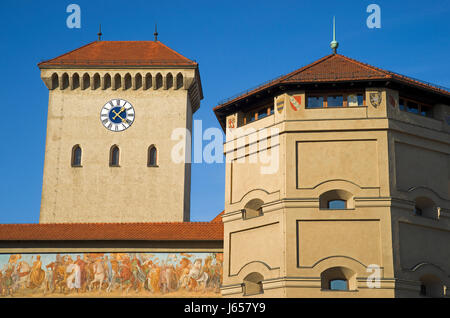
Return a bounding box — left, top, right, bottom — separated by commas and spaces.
154, 24, 158, 41
330, 16, 339, 54
97, 24, 102, 41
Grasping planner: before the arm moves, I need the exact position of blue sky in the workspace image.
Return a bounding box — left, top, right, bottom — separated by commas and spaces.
0, 0, 449, 223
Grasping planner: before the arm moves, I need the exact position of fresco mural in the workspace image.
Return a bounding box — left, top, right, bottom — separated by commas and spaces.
0, 252, 223, 297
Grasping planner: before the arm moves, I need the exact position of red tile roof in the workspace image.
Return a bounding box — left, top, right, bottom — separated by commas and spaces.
210, 211, 224, 223
215, 53, 450, 111
0, 214, 223, 241
38, 41, 197, 67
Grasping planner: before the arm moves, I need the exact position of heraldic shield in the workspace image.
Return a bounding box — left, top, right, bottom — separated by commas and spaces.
369, 91, 382, 107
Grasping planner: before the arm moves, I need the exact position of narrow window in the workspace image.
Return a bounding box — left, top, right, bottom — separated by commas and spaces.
72, 73, 80, 89
103, 73, 111, 89
135, 73, 142, 89
155, 73, 163, 89
148, 146, 157, 167
399, 98, 405, 111
357, 94, 364, 106
110, 145, 120, 167
51, 73, 59, 90
71, 145, 82, 167
166, 73, 173, 89
176, 73, 183, 89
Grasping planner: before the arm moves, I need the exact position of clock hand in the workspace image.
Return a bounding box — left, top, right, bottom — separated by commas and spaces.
112, 107, 125, 120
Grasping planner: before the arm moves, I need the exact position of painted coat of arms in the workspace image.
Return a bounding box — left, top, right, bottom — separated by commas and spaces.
388, 94, 397, 108
227, 117, 236, 129
369, 91, 382, 107
276, 98, 285, 114
289, 95, 302, 111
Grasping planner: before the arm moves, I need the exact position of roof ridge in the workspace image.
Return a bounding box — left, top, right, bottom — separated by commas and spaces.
38, 41, 97, 66
155, 41, 196, 64
335, 53, 391, 78
281, 53, 336, 81
338, 53, 450, 93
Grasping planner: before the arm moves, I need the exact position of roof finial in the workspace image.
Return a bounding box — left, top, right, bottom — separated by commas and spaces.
330, 16, 339, 54
154, 24, 158, 41
97, 24, 102, 41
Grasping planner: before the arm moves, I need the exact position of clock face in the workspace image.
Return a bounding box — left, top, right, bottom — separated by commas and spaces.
100, 99, 135, 132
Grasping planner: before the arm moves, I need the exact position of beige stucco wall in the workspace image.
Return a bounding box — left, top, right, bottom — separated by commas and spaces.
221, 87, 450, 298
39, 68, 200, 223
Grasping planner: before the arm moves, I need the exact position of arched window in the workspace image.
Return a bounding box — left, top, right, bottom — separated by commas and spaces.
166, 73, 173, 89
419, 275, 445, 297
51, 73, 59, 90
93, 73, 101, 89
244, 199, 264, 219
414, 197, 437, 219
103, 73, 111, 89
72, 73, 80, 89
82, 73, 90, 90
71, 145, 82, 167
110, 145, 120, 167
61, 73, 69, 89
319, 189, 353, 209
176, 73, 183, 89
113, 74, 121, 90
321, 267, 356, 291
243, 272, 264, 296
144, 73, 152, 90
124, 73, 132, 90
155, 73, 163, 89
134, 73, 142, 89
148, 145, 158, 167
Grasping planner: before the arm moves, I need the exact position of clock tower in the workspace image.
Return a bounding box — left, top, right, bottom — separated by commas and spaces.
38, 40, 202, 223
